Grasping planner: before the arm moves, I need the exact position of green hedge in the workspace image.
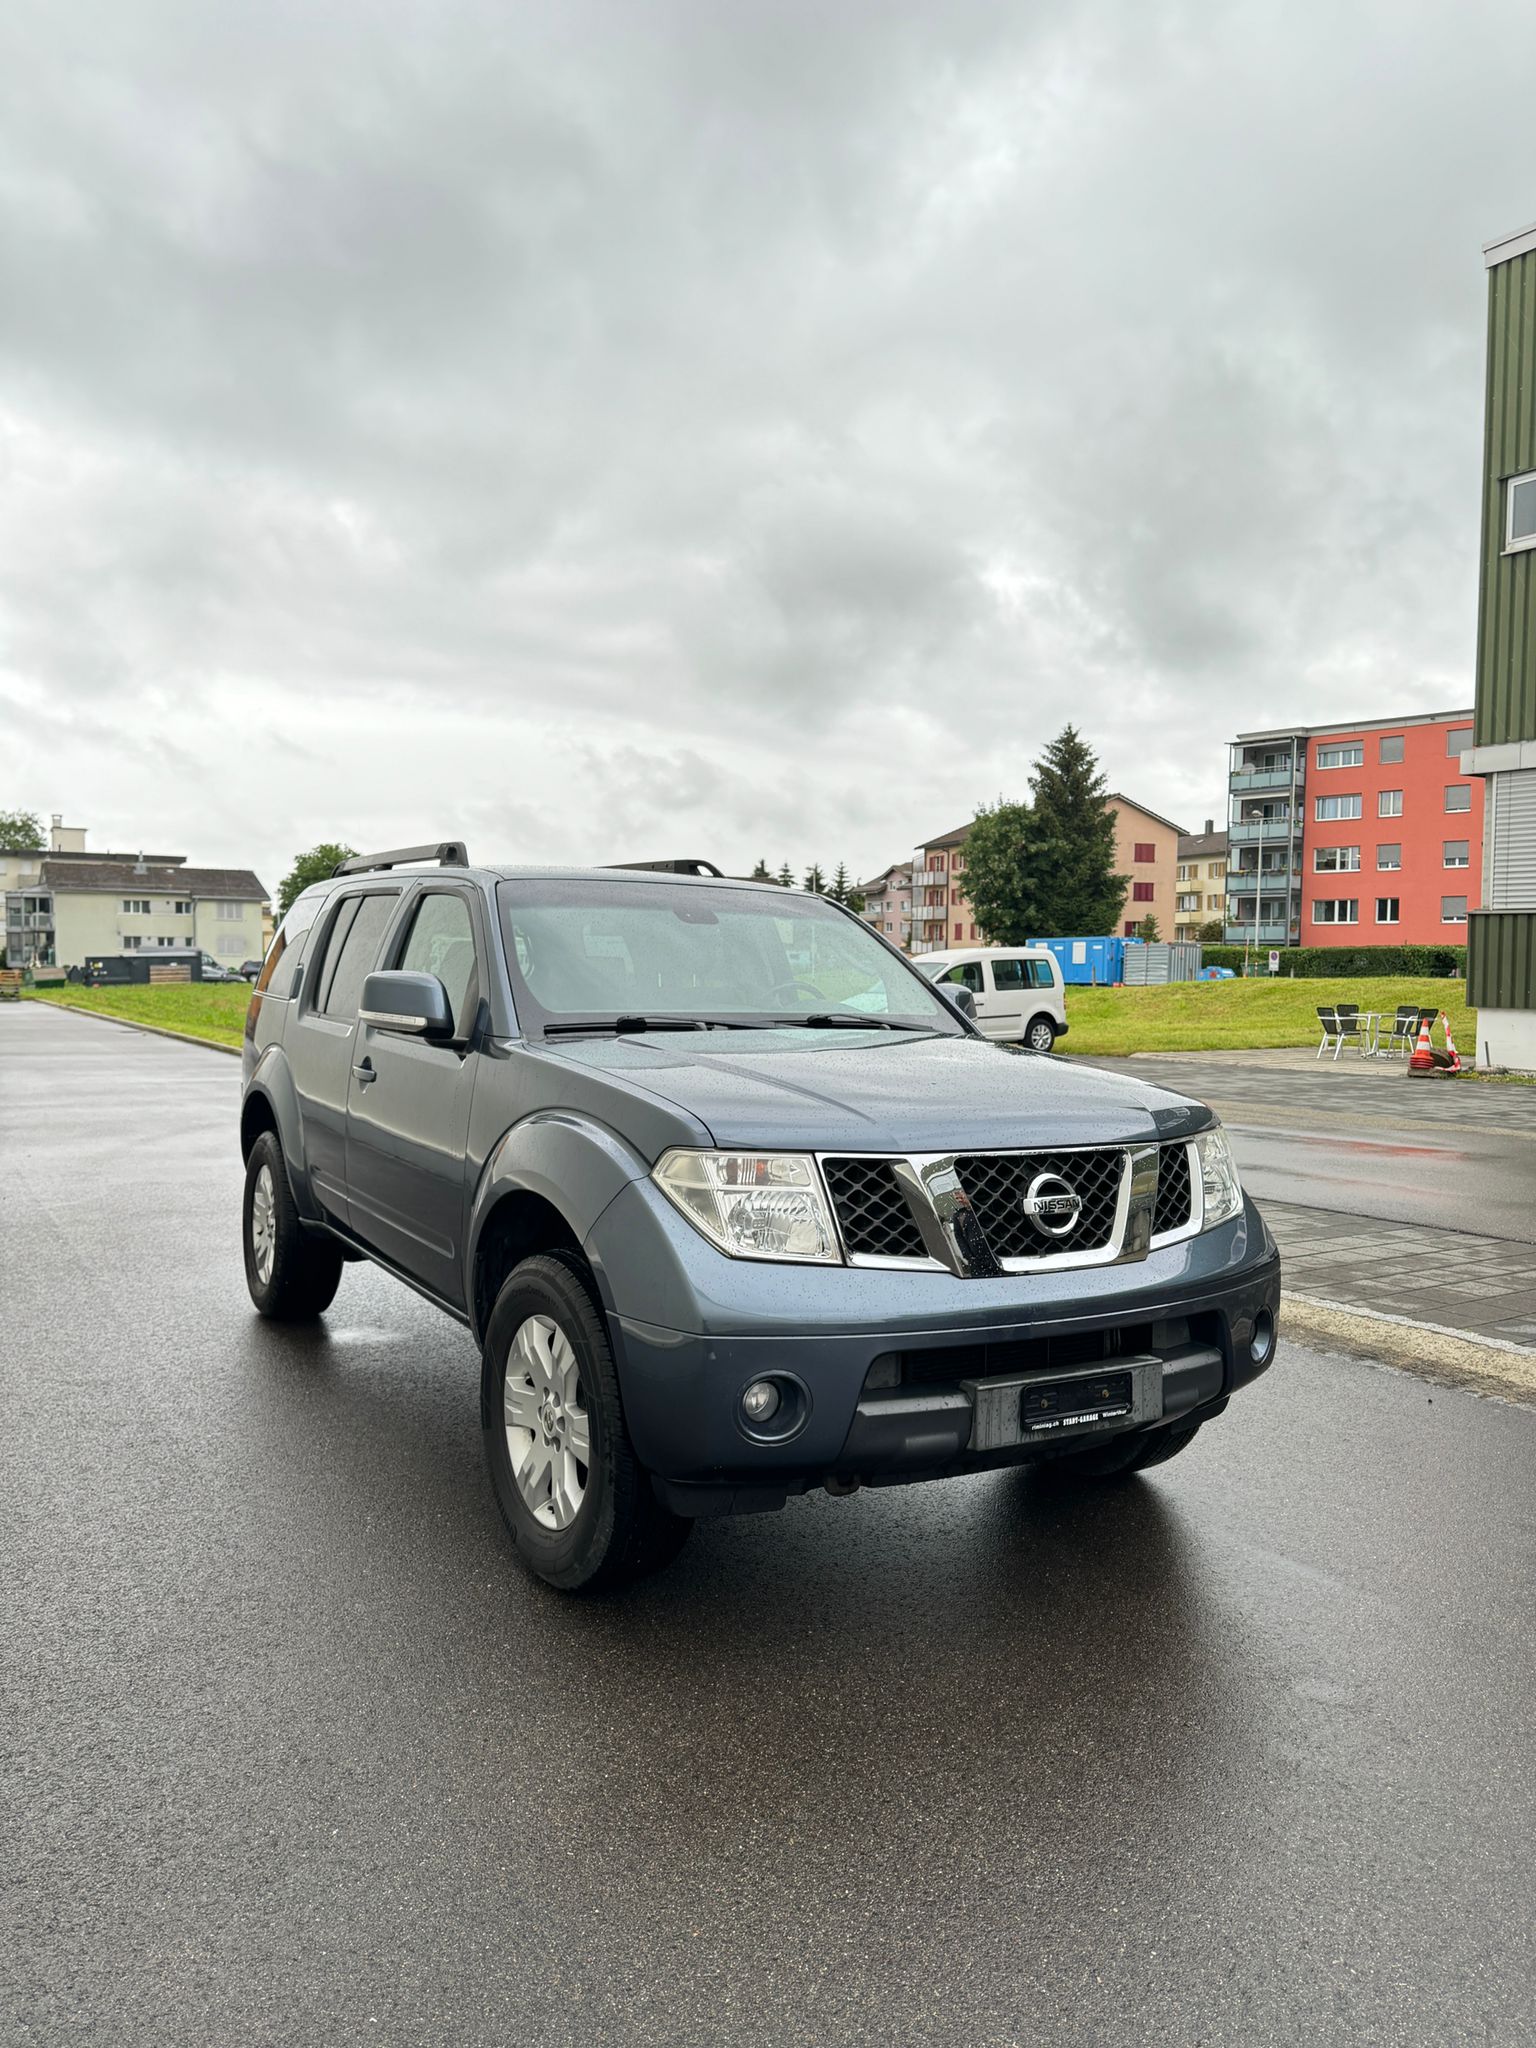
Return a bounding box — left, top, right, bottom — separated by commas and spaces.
1199, 944, 1467, 979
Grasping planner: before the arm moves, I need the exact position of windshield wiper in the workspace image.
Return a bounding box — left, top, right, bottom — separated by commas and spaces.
769, 1014, 934, 1031
541, 1016, 764, 1037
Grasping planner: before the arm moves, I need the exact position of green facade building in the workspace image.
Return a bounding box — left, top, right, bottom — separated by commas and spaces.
1466, 220, 1536, 1068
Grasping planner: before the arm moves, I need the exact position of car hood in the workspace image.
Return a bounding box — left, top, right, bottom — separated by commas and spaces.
540, 1028, 1214, 1154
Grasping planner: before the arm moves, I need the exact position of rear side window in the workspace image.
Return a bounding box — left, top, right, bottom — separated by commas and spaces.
989, 958, 1025, 991
256, 896, 322, 999
318, 893, 400, 1019
396, 893, 478, 1034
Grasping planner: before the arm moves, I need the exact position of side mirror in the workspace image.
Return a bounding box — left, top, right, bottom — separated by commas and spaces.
358, 969, 455, 1040
939, 982, 977, 1020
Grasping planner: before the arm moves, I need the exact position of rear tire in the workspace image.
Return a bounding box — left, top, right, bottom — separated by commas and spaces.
1024, 1014, 1057, 1053
1050, 1418, 1203, 1479
481, 1252, 690, 1593
242, 1131, 344, 1320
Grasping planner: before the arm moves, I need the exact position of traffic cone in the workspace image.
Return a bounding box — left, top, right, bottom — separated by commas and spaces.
1407, 1014, 1436, 1075
1440, 1012, 1462, 1073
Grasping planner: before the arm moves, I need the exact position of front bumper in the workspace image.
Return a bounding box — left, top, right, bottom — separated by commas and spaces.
586, 1180, 1281, 1515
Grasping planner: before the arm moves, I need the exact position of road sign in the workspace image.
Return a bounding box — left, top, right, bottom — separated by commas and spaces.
1268, 949, 1280, 974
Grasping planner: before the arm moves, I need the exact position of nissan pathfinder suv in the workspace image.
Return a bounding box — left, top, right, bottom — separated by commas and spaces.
240, 846, 1280, 1591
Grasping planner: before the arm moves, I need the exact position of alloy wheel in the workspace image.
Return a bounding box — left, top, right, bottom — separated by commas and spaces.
1028, 1022, 1054, 1051
251, 1163, 276, 1285
504, 1313, 590, 1530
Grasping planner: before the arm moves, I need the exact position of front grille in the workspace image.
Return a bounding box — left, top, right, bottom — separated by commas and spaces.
953, 1148, 1124, 1258
1153, 1143, 1193, 1237
822, 1157, 927, 1260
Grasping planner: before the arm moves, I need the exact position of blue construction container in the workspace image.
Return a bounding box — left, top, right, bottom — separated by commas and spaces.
1028, 936, 1125, 986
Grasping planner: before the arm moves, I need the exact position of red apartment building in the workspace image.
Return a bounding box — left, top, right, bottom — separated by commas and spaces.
1227, 710, 1481, 948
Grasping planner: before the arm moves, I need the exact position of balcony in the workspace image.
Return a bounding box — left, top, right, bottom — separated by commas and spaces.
1223, 923, 1295, 946
1229, 766, 1300, 793
912, 869, 947, 888
1227, 817, 1301, 844
912, 906, 948, 925
1227, 868, 1300, 891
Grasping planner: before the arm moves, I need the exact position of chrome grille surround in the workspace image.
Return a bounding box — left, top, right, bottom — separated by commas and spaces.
819, 1139, 1201, 1277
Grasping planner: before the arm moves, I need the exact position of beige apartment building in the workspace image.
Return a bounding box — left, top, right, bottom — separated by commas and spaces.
3, 818, 268, 970
1173, 821, 1228, 942
912, 795, 1187, 952
858, 861, 914, 947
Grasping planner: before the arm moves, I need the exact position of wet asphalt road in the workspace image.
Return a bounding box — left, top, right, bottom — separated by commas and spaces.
1089, 1053, 1536, 1245
5, 1005, 1536, 2048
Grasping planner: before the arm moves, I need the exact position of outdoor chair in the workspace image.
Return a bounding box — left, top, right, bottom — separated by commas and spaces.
1316, 1006, 1364, 1060
1381, 1004, 1421, 1056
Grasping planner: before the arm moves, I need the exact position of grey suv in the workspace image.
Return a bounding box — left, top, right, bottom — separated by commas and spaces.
241, 846, 1280, 1591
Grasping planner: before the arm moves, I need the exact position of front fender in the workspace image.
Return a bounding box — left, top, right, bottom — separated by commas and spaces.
465, 1110, 656, 1341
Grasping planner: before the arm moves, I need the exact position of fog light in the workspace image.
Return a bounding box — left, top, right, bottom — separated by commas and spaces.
741, 1380, 781, 1424
1250, 1312, 1275, 1365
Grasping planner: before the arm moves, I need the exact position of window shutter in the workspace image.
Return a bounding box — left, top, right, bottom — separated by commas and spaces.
1488, 770, 1536, 910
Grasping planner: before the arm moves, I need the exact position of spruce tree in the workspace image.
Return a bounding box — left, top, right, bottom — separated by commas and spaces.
803, 863, 826, 895
829, 862, 851, 905
1025, 725, 1128, 937
776, 862, 794, 889
750, 858, 772, 881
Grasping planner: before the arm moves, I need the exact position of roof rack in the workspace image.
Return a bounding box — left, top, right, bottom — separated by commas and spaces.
607, 858, 724, 877
333, 841, 470, 877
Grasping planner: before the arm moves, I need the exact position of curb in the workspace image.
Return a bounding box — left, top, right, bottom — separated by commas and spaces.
23, 997, 242, 1058
1282, 1292, 1536, 1407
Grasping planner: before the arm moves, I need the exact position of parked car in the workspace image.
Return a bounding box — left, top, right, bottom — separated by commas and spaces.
916, 945, 1068, 1051
239, 846, 1280, 1593
238, 958, 265, 981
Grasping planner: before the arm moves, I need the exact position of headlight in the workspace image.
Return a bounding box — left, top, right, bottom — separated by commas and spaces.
652, 1150, 841, 1263
1194, 1125, 1243, 1229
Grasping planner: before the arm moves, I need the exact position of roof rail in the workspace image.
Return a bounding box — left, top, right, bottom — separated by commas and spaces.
333, 841, 470, 877
607, 858, 724, 877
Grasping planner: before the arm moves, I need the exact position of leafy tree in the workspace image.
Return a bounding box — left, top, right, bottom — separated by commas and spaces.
957, 802, 1040, 945
1197, 917, 1224, 942
776, 862, 794, 889
0, 809, 45, 852
803, 863, 826, 895
278, 841, 355, 917
847, 889, 866, 915
1135, 913, 1162, 941
829, 862, 851, 904
1026, 726, 1128, 937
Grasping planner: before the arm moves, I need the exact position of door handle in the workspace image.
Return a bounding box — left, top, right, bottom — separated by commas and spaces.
352, 1060, 377, 1084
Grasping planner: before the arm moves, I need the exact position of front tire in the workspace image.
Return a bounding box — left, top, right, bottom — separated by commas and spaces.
1024, 1014, 1057, 1053
242, 1131, 344, 1320
481, 1253, 690, 1593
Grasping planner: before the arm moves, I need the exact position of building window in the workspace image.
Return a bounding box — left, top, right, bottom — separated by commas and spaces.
1209, 860, 1225, 878
933, 853, 946, 870
1378, 790, 1403, 817
1441, 896, 1468, 923
1177, 893, 1201, 913
173, 899, 192, 914
1176, 864, 1190, 882
1315, 795, 1362, 821
122, 898, 150, 915
1132, 881, 1155, 903
1506, 470, 1536, 554
1207, 894, 1223, 910
1374, 898, 1400, 924
1316, 742, 1364, 769
1443, 840, 1470, 868
954, 922, 962, 941
1133, 842, 1156, 864
1377, 844, 1401, 870
1444, 785, 1471, 813
1446, 726, 1473, 757
1314, 846, 1360, 872
122, 934, 143, 950
1312, 900, 1359, 924
1378, 735, 1405, 764
216, 900, 245, 921
1123, 920, 1138, 937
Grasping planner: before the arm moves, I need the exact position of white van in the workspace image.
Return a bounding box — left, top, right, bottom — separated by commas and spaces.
917, 946, 1068, 1052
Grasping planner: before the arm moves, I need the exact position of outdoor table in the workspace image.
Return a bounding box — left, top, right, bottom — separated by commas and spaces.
1353, 1011, 1385, 1057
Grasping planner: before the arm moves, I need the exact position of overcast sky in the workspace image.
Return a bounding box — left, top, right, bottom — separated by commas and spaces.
2, 0, 1532, 897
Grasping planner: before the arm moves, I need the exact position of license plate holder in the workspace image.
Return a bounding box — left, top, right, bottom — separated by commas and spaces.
961, 1356, 1164, 1452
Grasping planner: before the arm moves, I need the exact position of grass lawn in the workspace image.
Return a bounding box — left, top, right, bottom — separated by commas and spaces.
21, 973, 1482, 1064
1060, 976, 1476, 1059
25, 981, 250, 1049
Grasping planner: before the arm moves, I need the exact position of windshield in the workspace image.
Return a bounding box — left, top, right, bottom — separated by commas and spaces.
496, 877, 962, 1033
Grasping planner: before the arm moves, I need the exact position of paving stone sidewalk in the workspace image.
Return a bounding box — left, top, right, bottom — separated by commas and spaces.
1264, 1198, 1536, 1349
